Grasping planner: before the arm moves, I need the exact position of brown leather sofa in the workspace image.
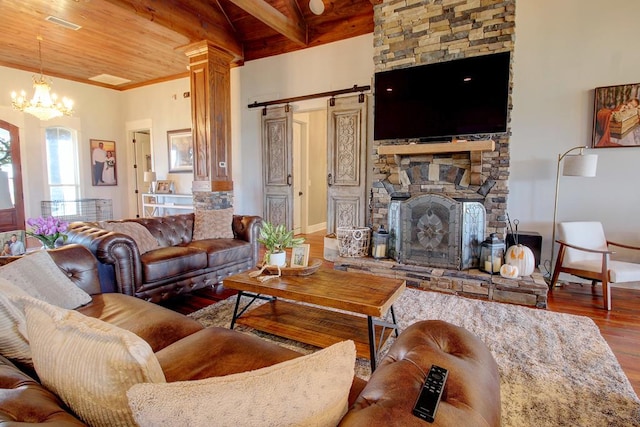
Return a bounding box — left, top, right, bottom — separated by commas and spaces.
64, 213, 261, 302
0, 245, 501, 426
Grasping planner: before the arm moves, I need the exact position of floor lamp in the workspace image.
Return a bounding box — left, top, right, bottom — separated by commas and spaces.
550, 145, 598, 279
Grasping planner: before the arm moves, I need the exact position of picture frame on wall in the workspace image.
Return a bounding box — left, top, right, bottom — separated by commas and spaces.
155, 180, 173, 194
290, 244, 310, 267
90, 139, 117, 186
592, 83, 640, 148
167, 129, 193, 173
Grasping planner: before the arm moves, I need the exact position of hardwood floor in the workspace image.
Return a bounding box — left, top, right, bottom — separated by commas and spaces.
162, 230, 640, 397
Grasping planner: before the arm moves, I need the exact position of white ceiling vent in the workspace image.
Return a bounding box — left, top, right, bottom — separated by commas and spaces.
89, 74, 132, 86
45, 16, 82, 31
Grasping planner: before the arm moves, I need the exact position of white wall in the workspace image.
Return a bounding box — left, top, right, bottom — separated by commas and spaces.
231, 34, 375, 215
510, 0, 640, 268
0, 66, 123, 219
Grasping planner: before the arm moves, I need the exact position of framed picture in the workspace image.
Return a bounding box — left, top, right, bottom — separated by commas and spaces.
90, 139, 117, 186
290, 244, 310, 267
155, 180, 173, 194
167, 129, 193, 173
592, 83, 640, 148
0, 230, 26, 256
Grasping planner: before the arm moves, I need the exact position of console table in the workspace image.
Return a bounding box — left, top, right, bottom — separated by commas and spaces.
141, 193, 193, 217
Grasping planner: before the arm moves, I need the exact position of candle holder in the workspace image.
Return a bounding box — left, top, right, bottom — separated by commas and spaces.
480, 233, 505, 274
371, 225, 389, 259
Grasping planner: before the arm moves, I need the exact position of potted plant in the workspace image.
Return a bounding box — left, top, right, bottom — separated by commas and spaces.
258, 221, 305, 266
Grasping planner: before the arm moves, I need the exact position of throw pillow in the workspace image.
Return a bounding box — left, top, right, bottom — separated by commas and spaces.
127, 340, 356, 427
23, 297, 166, 427
192, 208, 234, 240
0, 250, 91, 309
101, 221, 160, 255
0, 278, 31, 364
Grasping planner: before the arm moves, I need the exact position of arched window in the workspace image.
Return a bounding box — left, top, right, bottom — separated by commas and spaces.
45, 127, 79, 207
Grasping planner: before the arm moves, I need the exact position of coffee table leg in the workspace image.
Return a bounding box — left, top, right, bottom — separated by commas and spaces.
230, 292, 244, 330
368, 305, 400, 372
367, 316, 377, 371
230, 291, 276, 329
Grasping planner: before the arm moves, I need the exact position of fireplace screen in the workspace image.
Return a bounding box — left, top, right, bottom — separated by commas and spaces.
388, 194, 485, 269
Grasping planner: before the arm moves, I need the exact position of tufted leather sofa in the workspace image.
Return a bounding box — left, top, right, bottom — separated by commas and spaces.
0, 245, 501, 426
64, 213, 261, 302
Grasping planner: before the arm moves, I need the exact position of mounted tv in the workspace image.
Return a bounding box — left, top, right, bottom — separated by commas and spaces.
374, 52, 510, 141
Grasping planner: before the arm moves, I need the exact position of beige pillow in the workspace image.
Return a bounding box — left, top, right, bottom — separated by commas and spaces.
23, 297, 166, 427
128, 340, 356, 427
193, 208, 234, 240
0, 250, 91, 309
101, 221, 160, 254
0, 278, 31, 364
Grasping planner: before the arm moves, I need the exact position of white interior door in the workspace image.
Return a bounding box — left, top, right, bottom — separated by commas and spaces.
292, 121, 303, 234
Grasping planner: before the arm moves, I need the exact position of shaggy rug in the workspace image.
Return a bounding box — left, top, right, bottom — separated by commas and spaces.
188, 288, 640, 427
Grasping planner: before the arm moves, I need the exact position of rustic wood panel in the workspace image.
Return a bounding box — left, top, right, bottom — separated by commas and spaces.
1, 0, 374, 89
236, 299, 394, 359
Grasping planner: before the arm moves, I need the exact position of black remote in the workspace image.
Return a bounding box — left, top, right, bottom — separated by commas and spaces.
412, 365, 448, 423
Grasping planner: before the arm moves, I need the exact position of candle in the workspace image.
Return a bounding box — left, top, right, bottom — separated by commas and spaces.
374, 244, 386, 258
484, 260, 492, 272
493, 257, 502, 272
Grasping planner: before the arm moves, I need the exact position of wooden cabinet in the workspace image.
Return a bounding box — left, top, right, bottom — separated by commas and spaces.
141, 193, 193, 217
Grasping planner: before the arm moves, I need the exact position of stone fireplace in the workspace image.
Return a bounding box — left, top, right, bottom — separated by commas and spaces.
388, 194, 485, 270
370, 0, 516, 241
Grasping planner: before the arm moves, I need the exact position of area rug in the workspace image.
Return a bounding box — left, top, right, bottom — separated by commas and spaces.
188, 288, 640, 427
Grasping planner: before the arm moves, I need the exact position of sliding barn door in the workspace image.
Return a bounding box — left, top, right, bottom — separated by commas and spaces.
326, 95, 368, 234
262, 106, 293, 228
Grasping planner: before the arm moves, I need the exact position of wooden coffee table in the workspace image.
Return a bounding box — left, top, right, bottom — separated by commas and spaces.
224, 267, 406, 371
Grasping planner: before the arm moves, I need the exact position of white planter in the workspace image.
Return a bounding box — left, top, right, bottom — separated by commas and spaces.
268, 251, 287, 267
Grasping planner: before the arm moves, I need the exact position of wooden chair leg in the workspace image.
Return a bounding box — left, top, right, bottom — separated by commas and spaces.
602, 278, 611, 311
549, 246, 566, 289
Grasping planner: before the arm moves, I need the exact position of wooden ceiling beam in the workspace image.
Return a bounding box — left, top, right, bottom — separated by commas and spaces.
227, 0, 307, 46
103, 0, 244, 61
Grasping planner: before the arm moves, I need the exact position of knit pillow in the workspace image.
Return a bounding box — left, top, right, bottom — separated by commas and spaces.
0, 278, 31, 364
101, 222, 160, 255
0, 250, 91, 309
192, 208, 234, 240
127, 340, 356, 427
23, 297, 166, 427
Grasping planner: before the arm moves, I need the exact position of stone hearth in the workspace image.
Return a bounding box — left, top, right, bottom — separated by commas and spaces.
334, 256, 548, 308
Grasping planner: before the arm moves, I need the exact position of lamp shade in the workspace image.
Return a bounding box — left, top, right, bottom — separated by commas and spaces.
563, 154, 597, 177
143, 171, 156, 183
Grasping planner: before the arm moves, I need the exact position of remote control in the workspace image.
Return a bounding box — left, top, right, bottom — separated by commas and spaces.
412, 365, 448, 423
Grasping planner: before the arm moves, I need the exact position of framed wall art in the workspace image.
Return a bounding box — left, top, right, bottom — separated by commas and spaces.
167, 129, 193, 173
592, 83, 640, 148
90, 139, 117, 186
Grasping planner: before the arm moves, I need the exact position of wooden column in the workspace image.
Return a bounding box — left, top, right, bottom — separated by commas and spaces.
183, 41, 233, 193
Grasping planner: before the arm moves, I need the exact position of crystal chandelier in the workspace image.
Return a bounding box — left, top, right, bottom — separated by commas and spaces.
11, 37, 73, 121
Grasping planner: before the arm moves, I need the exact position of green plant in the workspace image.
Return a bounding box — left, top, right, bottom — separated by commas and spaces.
257, 221, 304, 254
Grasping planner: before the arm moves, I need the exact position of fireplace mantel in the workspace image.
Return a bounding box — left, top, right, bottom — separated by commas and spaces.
377, 139, 495, 156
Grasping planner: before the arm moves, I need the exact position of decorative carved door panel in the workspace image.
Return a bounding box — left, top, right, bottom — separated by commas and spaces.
262, 106, 293, 228
0, 120, 25, 232
326, 95, 368, 234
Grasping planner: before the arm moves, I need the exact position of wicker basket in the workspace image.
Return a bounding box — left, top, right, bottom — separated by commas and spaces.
337, 227, 371, 257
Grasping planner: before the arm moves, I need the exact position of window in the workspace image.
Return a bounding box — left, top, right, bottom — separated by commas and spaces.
46, 127, 79, 215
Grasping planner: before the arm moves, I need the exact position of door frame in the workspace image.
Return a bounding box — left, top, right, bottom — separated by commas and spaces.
125, 119, 153, 218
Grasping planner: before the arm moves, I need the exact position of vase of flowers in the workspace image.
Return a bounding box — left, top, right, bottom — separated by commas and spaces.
26, 216, 69, 249
257, 221, 304, 267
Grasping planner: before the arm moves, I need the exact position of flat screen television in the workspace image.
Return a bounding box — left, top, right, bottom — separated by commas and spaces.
374, 52, 510, 141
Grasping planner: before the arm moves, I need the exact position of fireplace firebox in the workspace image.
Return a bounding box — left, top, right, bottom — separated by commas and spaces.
388, 194, 485, 270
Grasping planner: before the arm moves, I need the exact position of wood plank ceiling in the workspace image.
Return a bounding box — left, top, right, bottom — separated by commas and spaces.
0, 0, 375, 91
